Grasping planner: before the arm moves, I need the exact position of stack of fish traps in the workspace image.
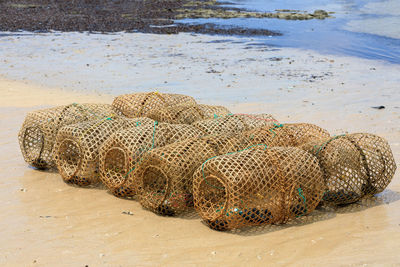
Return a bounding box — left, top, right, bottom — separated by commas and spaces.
18, 92, 397, 231
18, 103, 115, 169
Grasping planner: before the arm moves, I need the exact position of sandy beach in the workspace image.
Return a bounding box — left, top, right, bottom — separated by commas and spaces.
1, 31, 399, 265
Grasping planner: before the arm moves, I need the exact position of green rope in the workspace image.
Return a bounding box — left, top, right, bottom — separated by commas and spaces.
268, 123, 284, 137
313, 134, 346, 156
296, 187, 307, 218
124, 121, 158, 178
201, 144, 268, 190
151, 121, 158, 149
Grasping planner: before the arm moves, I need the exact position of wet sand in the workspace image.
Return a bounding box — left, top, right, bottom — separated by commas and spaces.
345, 0, 400, 39
0, 32, 400, 266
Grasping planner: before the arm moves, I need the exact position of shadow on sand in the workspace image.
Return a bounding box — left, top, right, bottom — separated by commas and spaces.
222, 189, 400, 236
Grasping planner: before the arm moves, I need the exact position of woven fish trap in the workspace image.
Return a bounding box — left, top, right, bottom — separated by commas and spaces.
300, 133, 397, 205
242, 123, 330, 148
192, 114, 277, 136
147, 102, 206, 124
18, 103, 115, 169
112, 92, 197, 118
53, 116, 152, 187
198, 104, 231, 119
134, 135, 249, 216
193, 146, 324, 231
99, 122, 202, 197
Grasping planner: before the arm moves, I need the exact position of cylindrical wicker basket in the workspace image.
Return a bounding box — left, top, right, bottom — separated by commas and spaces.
193, 146, 325, 231
53, 116, 153, 186
112, 92, 197, 118
99, 122, 202, 197
300, 133, 397, 205
18, 103, 115, 169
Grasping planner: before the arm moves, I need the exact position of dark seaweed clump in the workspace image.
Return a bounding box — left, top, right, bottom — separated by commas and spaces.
0, 0, 282, 36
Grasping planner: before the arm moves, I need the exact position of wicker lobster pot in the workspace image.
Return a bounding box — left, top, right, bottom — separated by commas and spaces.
53, 116, 152, 186
147, 102, 206, 124
112, 92, 197, 118
193, 146, 325, 231
18, 103, 115, 169
192, 114, 277, 136
300, 133, 397, 205
99, 122, 202, 197
197, 104, 231, 119
134, 135, 249, 216
242, 123, 330, 148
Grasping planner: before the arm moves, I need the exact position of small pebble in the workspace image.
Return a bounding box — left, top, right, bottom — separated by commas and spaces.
122, 211, 134, 216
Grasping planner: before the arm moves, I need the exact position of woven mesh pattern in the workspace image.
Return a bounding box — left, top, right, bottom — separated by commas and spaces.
134, 135, 249, 216
18, 103, 115, 169
192, 114, 277, 136
242, 123, 330, 148
53, 116, 153, 186
300, 133, 397, 205
112, 92, 197, 118
198, 104, 231, 119
193, 146, 324, 231
99, 122, 202, 197
147, 102, 205, 124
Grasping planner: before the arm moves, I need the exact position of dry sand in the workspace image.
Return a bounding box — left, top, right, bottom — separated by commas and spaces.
0, 32, 399, 266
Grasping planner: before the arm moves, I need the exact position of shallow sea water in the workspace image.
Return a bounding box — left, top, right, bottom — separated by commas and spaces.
176, 0, 400, 64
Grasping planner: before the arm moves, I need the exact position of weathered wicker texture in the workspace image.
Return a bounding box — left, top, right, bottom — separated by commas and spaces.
112, 92, 197, 118
147, 102, 205, 124
53, 116, 154, 186
99, 122, 202, 197
300, 133, 397, 205
192, 114, 277, 136
242, 123, 330, 148
198, 104, 231, 119
18, 103, 115, 169
134, 135, 249, 216
193, 146, 325, 231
